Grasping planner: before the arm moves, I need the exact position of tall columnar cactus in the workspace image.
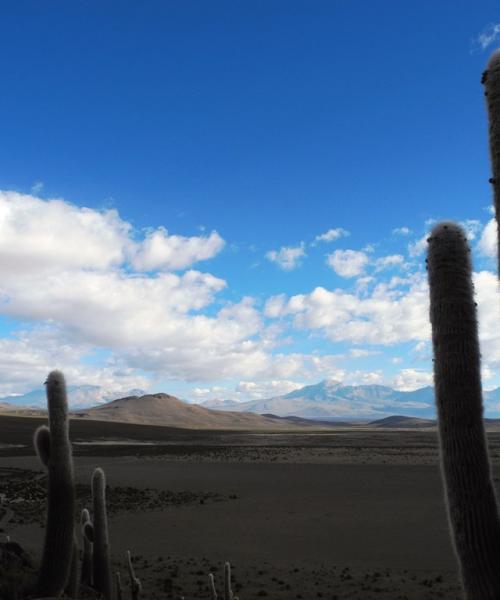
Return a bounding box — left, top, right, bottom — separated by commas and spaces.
427, 222, 500, 599
34, 370, 76, 597
91, 467, 113, 600
483, 49, 500, 274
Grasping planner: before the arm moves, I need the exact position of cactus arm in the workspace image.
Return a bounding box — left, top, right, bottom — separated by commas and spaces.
80, 508, 93, 586
36, 370, 76, 598
427, 222, 500, 598
208, 573, 218, 600
92, 467, 113, 600
33, 425, 50, 467
483, 50, 500, 275
127, 550, 142, 600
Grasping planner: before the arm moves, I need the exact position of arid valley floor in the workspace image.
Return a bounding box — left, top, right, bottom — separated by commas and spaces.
3, 416, 497, 599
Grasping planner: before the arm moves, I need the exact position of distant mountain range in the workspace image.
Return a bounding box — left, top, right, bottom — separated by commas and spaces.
2, 379, 500, 429
0, 385, 145, 409
72, 393, 345, 430
202, 379, 500, 420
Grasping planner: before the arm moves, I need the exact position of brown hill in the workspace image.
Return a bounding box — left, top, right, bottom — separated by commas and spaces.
75, 393, 336, 430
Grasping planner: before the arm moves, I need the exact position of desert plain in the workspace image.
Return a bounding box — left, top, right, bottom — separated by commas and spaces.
3, 415, 498, 599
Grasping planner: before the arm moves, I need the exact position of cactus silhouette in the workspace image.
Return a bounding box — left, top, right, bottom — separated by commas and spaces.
427, 221, 500, 599
34, 370, 76, 598
483, 49, 500, 275
91, 467, 113, 600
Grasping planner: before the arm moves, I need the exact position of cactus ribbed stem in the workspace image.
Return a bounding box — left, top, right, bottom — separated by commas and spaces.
35, 370, 75, 598
483, 50, 500, 275
92, 467, 112, 600
427, 222, 500, 598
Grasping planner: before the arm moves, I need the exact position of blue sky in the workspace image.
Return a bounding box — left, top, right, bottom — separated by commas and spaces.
1, 2, 500, 413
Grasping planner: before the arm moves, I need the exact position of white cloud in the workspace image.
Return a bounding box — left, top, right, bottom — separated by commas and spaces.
266, 243, 306, 270
390, 369, 433, 391
266, 275, 431, 345
132, 228, 225, 271
349, 348, 380, 358
477, 218, 497, 257
0, 191, 132, 272
408, 233, 429, 257
374, 254, 405, 271
313, 228, 349, 244
392, 227, 411, 236
0, 191, 225, 276
326, 249, 369, 278
476, 23, 500, 50
264, 294, 287, 318
461, 219, 482, 241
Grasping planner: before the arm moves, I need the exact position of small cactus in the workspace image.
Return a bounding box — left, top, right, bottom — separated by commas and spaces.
208, 572, 218, 600
208, 563, 239, 600
127, 550, 142, 600
80, 508, 93, 586
91, 467, 113, 600
34, 370, 76, 598
116, 571, 123, 600
224, 561, 234, 600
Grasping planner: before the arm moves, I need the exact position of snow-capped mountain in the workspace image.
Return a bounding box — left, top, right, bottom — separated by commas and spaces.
201, 379, 439, 420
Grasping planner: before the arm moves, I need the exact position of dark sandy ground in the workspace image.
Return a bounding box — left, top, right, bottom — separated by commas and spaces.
0, 451, 471, 599
2, 417, 489, 598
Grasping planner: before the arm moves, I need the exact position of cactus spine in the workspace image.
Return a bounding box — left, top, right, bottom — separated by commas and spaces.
92, 467, 113, 600
483, 50, 500, 275
34, 370, 76, 597
427, 223, 500, 598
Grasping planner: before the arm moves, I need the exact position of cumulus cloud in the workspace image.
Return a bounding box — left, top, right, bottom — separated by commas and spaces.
313, 228, 349, 244
132, 228, 225, 271
0, 191, 280, 392
266, 243, 306, 270
265, 275, 431, 345
477, 218, 497, 257
326, 249, 369, 278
